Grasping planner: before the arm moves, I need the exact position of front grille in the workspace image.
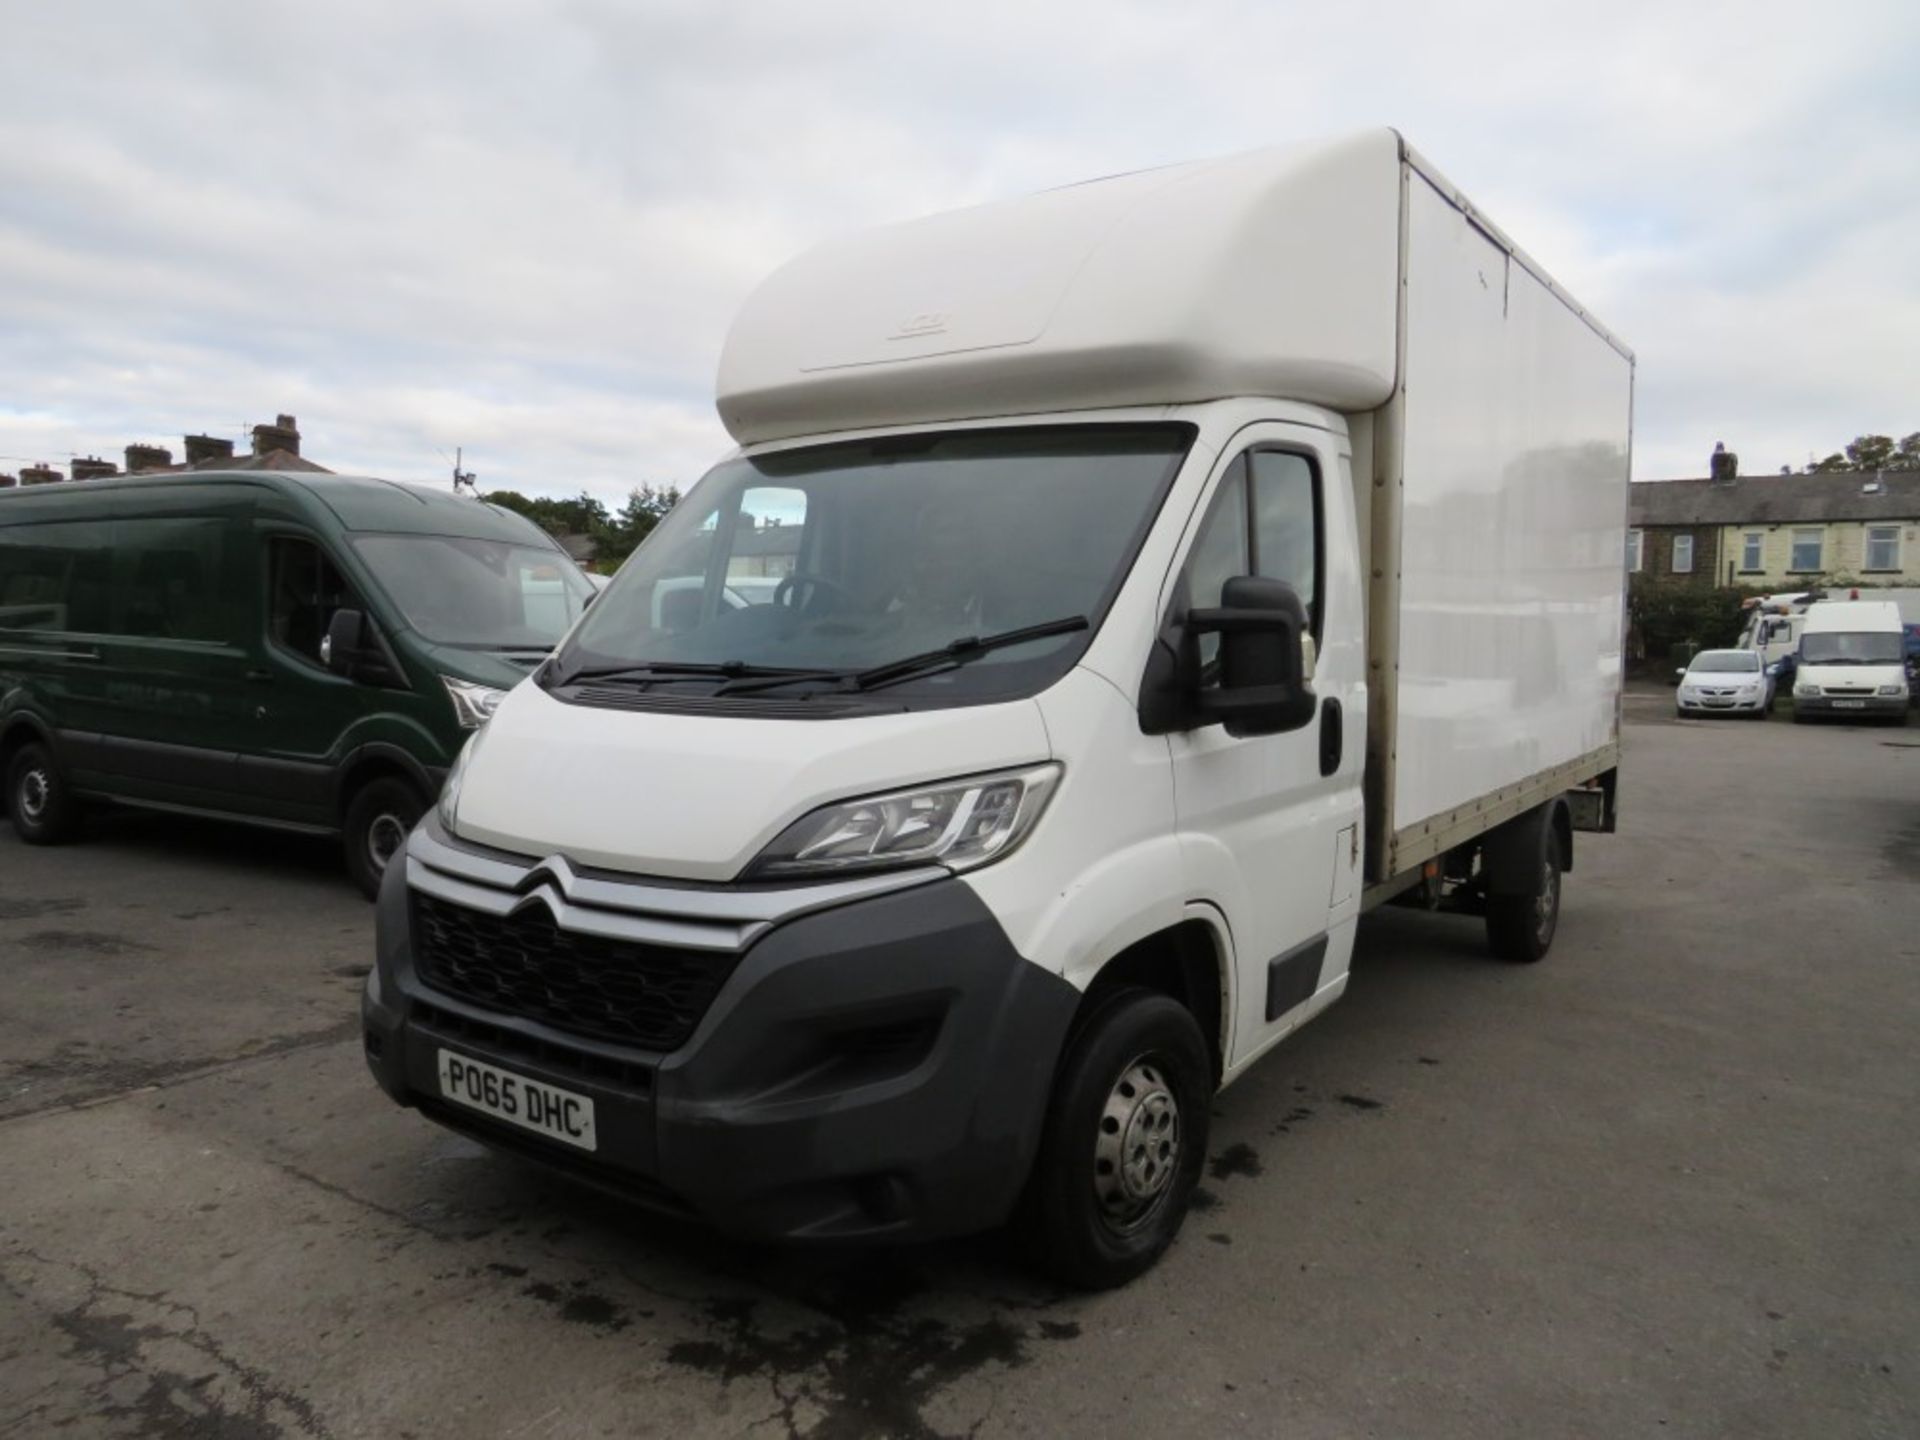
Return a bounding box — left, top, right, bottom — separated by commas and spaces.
411, 893, 739, 1052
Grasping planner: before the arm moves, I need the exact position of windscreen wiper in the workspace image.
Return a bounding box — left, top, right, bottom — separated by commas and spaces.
708, 615, 1092, 698
852, 615, 1091, 692
556, 660, 797, 687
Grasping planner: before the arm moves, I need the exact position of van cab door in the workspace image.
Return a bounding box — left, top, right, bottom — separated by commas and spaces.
239, 532, 384, 826
1163, 424, 1367, 1073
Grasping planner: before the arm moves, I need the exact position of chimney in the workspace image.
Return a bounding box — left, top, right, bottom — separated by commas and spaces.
125, 443, 174, 474
183, 433, 236, 467
69, 456, 119, 481
1709, 441, 1738, 485
20, 463, 63, 485
251, 413, 300, 458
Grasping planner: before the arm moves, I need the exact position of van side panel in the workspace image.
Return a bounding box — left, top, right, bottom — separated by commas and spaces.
1381, 171, 1631, 868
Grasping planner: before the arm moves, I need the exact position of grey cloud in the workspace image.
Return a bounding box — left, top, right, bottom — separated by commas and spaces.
2, 0, 1915, 498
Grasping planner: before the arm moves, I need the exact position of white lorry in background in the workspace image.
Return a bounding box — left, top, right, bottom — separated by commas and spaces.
1737, 595, 1812, 676
1790, 600, 1908, 723
361, 129, 1632, 1288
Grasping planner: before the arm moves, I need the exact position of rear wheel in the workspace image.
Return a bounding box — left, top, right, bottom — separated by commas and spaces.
6, 741, 79, 844
1014, 988, 1211, 1290
1485, 827, 1561, 964
343, 776, 426, 900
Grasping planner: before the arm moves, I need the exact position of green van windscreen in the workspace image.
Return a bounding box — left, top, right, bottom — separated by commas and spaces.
350, 535, 592, 648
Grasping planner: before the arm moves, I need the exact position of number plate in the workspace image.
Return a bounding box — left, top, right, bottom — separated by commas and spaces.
1832, 699, 1866, 709
437, 1050, 597, 1152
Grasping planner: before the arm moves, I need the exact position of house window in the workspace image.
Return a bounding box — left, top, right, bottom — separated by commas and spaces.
1741, 531, 1763, 572
1627, 529, 1643, 573
1789, 528, 1823, 572
1671, 534, 1694, 574
1865, 525, 1901, 572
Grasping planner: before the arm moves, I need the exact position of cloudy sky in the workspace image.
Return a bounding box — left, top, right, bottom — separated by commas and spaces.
3, 0, 1915, 499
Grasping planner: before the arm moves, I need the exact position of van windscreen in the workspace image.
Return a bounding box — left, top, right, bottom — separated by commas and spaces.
1801, 632, 1902, 665
350, 535, 592, 648
547, 424, 1192, 706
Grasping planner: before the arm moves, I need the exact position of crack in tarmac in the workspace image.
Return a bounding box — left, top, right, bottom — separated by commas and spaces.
0, 1246, 334, 1438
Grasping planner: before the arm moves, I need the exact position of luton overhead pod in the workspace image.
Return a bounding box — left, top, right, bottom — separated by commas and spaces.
717, 129, 1405, 445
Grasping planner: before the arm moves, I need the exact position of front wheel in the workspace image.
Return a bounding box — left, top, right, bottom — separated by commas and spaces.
343, 777, 427, 900
1485, 827, 1561, 964
1014, 988, 1212, 1290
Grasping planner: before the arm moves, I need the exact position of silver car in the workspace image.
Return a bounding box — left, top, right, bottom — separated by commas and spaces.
1676, 648, 1773, 719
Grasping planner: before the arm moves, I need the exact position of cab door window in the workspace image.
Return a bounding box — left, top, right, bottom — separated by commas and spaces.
267, 537, 360, 667
1186, 449, 1322, 670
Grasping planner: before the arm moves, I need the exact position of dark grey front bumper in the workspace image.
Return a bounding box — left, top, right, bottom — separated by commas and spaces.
362, 829, 1079, 1243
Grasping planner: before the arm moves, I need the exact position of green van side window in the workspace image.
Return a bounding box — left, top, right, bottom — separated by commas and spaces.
267, 537, 357, 666
0, 520, 112, 634
113, 518, 230, 643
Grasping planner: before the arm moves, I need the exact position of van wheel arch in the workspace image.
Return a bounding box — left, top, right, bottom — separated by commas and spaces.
0, 715, 57, 776
1069, 920, 1227, 1087
338, 758, 431, 900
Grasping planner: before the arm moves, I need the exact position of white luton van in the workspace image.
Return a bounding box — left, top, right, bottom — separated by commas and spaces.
364, 129, 1632, 1287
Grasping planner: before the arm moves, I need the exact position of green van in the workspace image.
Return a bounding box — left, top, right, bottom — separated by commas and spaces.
0, 471, 592, 895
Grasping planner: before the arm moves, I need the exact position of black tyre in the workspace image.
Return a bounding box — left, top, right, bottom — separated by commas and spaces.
1014, 988, 1211, 1290
343, 776, 426, 900
1485, 826, 1561, 964
5, 741, 79, 844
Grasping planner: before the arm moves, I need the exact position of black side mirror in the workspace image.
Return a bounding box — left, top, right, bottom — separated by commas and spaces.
322, 608, 367, 677
1188, 576, 1318, 737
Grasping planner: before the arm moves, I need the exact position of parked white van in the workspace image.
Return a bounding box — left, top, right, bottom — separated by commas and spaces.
362, 130, 1632, 1286
1791, 600, 1908, 723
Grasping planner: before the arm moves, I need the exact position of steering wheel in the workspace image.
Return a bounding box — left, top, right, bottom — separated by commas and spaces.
773, 571, 860, 614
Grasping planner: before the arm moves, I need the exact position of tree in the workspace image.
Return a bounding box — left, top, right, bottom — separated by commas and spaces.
1803, 432, 1916, 473
1845, 434, 1896, 471
480, 484, 682, 570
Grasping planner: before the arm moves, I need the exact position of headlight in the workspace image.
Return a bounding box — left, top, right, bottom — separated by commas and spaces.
1794, 684, 1819, 697
438, 736, 476, 832
746, 763, 1061, 879
1878, 683, 1905, 696
441, 675, 507, 729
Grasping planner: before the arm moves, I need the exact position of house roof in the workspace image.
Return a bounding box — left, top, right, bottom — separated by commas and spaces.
134, 448, 332, 475
1630, 470, 1920, 527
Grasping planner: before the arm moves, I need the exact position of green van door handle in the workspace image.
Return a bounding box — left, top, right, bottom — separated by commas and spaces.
245, 669, 274, 684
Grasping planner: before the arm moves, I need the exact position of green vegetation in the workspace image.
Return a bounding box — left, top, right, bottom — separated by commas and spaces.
481, 484, 681, 570
1629, 576, 1764, 660
1807, 432, 1920, 473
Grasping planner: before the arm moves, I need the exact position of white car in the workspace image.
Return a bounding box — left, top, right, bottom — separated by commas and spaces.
1675, 649, 1772, 718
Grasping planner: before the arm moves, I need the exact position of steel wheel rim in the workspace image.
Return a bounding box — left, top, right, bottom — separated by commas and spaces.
367, 813, 408, 873
18, 767, 49, 823
1093, 1055, 1181, 1232
1535, 858, 1560, 945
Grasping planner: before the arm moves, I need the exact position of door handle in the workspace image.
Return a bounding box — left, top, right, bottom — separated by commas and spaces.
245, 669, 274, 684
1319, 697, 1343, 777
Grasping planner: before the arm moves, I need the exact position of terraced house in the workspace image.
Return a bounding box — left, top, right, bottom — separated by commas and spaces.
1629, 466, 1920, 589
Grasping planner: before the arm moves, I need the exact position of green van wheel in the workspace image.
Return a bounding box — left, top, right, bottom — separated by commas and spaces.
6, 742, 79, 845
343, 777, 427, 900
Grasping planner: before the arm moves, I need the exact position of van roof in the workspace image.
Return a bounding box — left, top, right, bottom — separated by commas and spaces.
1802, 600, 1903, 633
0, 470, 555, 545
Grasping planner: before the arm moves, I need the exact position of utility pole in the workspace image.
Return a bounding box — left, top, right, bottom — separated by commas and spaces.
452, 447, 477, 496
